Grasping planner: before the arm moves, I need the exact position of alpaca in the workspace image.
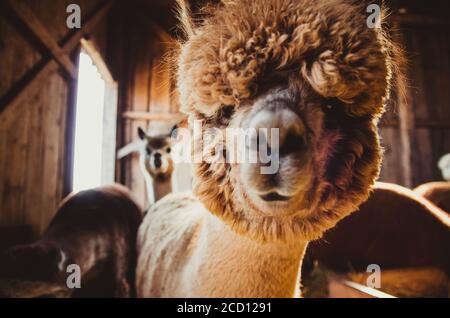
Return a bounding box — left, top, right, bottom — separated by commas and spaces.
303, 182, 450, 297
0, 184, 142, 298
118, 127, 177, 205
136, 0, 401, 297
137, 127, 175, 204
414, 182, 450, 214
412, 153, 450, 214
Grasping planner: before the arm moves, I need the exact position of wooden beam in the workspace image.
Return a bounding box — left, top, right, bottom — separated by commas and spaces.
61, 1, 113, 55
122, 111, 184, 122
381, 120, 450, 129
328, 276, 396, 298
0, 1, 113, 127
6, 0, 77, 79
392, 13, 450, 26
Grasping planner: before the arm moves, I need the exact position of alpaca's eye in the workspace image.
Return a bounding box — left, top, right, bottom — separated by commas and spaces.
219, 105, 235, 119
322, 98, 344, 115
166, 147, 171, 154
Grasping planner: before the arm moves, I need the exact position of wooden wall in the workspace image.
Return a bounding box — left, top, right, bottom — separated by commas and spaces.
379, 12, 450, 187
110, 4, 178, 209
0, 0, 110, 236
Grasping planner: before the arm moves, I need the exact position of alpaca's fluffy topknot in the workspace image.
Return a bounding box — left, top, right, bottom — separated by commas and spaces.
178, 0, 395, 118
176, 0, 400, 242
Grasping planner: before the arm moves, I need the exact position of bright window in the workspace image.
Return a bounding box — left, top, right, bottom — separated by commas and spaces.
72, 50, 106, 192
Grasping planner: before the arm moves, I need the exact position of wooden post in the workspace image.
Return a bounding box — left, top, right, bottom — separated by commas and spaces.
398, 87, 415, 188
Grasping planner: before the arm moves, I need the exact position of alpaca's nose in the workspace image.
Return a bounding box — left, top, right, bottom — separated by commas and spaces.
154, 153, 162, 168
248, 105, 305, 157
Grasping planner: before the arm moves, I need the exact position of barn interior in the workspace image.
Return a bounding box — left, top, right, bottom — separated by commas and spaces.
0, 0, 449, 298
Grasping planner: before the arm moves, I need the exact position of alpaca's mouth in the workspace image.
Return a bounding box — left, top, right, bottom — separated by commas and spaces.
260, 192, 291, 202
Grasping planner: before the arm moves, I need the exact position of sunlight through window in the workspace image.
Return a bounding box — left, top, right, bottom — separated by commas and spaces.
72, 50, 106, 193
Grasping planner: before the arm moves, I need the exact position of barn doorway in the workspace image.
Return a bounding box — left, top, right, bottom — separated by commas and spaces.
72, 42, 118, 193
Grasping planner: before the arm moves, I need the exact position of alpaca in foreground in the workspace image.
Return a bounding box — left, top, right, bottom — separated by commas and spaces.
0, 184, 142, 298
137, 0, 400, 297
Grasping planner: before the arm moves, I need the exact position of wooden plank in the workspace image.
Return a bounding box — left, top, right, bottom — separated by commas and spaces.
393, 22, 415, 188
0, 104, 30, 226
0, 61, 60, 126
22, 90, 45, 236
62, 63, 80, 197
0, 14, 42, 99
6, 0, 77, 79
0, 129, 7, 222
398, 89, 414, 188
130, 35, 152, 208
122, 111, 184, 121
328, 277, 396, 298
381, 120, 450, 129
102, 81, 119, 185
393, 13, 450, 26
38, 75, 68, 235
379, 127, 404, 185
414, 128, 435, 185
0, 0, 113, 126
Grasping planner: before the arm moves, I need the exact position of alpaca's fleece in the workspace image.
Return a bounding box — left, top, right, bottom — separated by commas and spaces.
414, 182, 450, 215
177, 0, 397, 242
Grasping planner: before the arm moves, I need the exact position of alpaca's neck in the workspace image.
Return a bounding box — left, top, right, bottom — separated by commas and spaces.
153, 178, 172, 202
188, 213, 308, 297
142, 173, 172, 205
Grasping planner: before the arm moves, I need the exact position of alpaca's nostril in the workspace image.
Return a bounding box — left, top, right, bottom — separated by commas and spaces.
248, 102, 305, 159
280, 130, 304, 156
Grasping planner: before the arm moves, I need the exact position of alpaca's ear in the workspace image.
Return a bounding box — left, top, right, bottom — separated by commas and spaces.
137, 127, 146, 140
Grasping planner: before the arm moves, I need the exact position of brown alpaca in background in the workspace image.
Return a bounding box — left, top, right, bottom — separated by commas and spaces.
414, 182, 450, 214
412, 153, 450, 214
136, 0, 401, 297
0, 184, 142, 298
304, 182, 450, 297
